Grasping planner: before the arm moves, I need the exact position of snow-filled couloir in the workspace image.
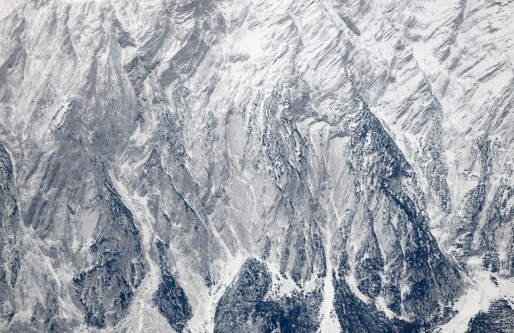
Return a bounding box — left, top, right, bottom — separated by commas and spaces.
0, 0, 513, 332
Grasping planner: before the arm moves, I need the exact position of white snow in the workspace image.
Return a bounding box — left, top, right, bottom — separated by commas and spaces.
0, 0, 20, 20
439, 257, 514, 333
317, 227, 342, 333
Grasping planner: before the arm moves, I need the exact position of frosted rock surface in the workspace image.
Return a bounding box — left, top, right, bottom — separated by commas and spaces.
0, 0, 513, 331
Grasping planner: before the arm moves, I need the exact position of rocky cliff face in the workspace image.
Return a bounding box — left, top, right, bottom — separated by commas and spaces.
0, 0, 513, 332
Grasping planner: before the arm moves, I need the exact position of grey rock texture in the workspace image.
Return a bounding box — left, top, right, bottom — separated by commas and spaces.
153, 240, 192, 332
214, 258, 322, 333
0, 0, 513, 332
0, 144, 21, 330
466, 299, 514, 333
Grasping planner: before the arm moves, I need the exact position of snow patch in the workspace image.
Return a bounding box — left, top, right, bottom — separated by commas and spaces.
439, 258, 514, 333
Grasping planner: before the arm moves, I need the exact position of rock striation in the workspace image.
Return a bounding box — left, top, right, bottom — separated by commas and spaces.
0, 0, 513, 332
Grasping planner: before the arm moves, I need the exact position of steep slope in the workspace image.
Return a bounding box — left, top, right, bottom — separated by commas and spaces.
0, 0, 513, 332
0, 144, 21, 331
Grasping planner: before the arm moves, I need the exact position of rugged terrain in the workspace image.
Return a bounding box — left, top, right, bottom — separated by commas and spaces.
0, 0, 513, 332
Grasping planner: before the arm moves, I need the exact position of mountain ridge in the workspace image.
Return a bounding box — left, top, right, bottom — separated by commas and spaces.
0, 0, 513, 331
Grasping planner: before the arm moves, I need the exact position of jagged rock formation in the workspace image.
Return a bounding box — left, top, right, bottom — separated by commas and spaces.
467, 299, 514, 333
153, 240, 192, 332
0, 144, 21, 330
0, 0, 513, 332
214, 258, 322, 333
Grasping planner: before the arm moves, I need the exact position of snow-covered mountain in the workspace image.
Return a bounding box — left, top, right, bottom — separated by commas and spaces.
0, 0, 513, 331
